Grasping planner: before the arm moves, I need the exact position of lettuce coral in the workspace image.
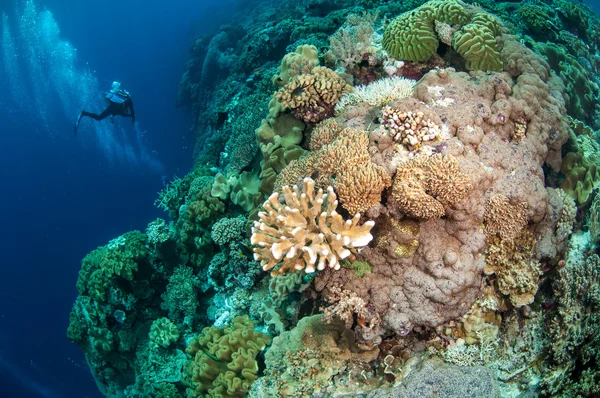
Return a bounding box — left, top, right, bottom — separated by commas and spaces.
149, 317, 180, 349
184, 316, 270, 397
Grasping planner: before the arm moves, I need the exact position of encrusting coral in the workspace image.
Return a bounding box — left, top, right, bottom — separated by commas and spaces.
483, 194, 529, 241
251, 177, 375, 276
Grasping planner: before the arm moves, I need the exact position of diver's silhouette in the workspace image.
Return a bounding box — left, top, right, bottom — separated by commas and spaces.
74, 81, 135, 135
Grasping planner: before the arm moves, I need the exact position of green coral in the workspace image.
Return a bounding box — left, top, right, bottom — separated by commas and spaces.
340, 259, 372, 278
184, 315, 271, 397
452, 13, 503, 71
272, 45, 319, 87
536, 42, 597, 124
211, 216, 247, 246
75, 231, 149, 302
382, 0, 469, 62
543, 234, 600, 395
149, 318, 180, 349
383, 0, 503, 71
89, 326, 115, 353
560, 133, 600, 205
161, 266, 199, 321
229, 172, 262, 212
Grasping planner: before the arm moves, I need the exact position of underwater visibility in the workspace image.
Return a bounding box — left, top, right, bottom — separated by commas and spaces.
3, 0, 600, 396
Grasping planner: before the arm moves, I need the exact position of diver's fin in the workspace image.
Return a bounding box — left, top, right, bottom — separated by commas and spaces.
74, 111, 83, 135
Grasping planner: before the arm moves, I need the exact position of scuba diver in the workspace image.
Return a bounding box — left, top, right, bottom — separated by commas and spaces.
74, 81, 135, 135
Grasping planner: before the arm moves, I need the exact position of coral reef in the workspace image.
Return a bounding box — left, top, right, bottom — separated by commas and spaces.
69, 0, 600, 396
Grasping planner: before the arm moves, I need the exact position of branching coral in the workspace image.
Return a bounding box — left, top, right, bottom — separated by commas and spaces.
274, 66, 351, 123
326, 11, 377, 72
391, 154, 472, 219
251, 177, 375, 276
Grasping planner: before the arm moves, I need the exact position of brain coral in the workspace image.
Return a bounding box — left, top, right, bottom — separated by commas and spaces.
383, 0, 504, 71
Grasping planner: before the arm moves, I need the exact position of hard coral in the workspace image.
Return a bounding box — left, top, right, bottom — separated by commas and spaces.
278, 123, 391, 214
391, 154, 472, 219
274, 66, 351, 123
485, 231, 541, 308
483, 194, 528, 241
251, 177, 375, 276
381, 107, 442, 152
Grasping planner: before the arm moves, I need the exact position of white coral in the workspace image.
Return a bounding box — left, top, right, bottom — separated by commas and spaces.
335, 76, 416, 114
251, 178, 375, 276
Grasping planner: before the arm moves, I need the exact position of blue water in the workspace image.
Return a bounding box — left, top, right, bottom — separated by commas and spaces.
0, 0, 237, 396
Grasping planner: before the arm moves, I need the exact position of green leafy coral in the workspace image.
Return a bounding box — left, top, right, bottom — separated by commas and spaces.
184, 315, 271, 397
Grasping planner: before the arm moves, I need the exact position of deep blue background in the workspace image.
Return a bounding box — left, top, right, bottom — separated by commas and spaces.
0, 0, 237, 396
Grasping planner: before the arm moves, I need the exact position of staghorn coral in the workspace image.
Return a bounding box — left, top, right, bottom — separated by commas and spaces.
483, 194, 528, 241
251, 177, 375, 276
274, 66, 351, 123
391, 154, 472, 219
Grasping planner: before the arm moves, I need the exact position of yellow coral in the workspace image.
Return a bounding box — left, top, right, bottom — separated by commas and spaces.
251, 178, 375, 276
485, 232, 541, 308
483, 194, 528, 241
276, 124, 390, 214
391, 154, 472, 218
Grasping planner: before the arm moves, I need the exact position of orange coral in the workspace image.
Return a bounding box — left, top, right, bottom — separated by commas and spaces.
483, 194, 528, 241
276, 124, 390, 214
274, 66, 351, 123
391, 154, 472, 219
